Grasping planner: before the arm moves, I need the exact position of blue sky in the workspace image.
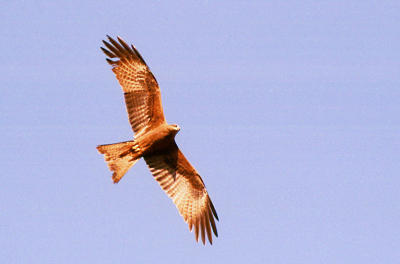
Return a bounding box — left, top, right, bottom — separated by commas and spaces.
1, 1, 399, 263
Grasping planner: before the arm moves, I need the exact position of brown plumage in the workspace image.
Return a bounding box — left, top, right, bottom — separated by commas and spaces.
97, 36, 218, 244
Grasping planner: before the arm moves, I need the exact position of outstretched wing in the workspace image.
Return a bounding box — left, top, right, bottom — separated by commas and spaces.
144, 142, 219, 244
101, 36, 166, 137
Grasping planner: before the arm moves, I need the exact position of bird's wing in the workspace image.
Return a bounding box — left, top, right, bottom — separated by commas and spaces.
101, 36, 166, 137
144, 142, 219, 244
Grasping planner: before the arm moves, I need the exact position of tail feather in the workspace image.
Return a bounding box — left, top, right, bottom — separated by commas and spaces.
97, 140, 141, 183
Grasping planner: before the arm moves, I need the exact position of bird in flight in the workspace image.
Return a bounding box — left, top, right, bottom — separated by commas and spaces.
97, 36, 218, 244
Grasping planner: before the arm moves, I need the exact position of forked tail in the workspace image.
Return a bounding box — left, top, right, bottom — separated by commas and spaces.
96, 140, 141, 183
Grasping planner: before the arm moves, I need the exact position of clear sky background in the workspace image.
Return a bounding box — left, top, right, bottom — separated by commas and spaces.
1, 1, 399, 263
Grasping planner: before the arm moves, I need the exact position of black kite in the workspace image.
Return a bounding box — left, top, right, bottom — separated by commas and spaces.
97, 36, 218, 245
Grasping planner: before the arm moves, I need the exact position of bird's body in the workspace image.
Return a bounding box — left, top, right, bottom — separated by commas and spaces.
97, 36, 218, 244
138, 124, 180, 155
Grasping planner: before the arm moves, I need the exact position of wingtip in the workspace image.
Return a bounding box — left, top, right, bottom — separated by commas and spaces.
130, 44, 147, 65
209, 198, 219, 221
101, 47, 117, 58
200, 216, 206, 245
204, 211, 213, 244
105, 58, 115, 65
194, 219, 200, 242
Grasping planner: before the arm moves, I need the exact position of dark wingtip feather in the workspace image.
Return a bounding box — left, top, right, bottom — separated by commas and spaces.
101, 40, 108, 49
101, 47, 116, 58
102, 36, 147, 65
194, 218, 200, 242
107, 36, 127, 55
209, 198, 219, 221
117, 36, 132, 53
204, 212, 212, 244
130, 44, 147, 65
102, 39, 122, 57
200, 216, 206, 245
106, 35, 114, 43
105, 58, 115, 65
209, 209, 218, 237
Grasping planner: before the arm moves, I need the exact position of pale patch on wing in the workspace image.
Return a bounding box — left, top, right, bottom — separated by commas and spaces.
144, 143, 219, 245
123, 91, 152, 137
101, 36, 165, 136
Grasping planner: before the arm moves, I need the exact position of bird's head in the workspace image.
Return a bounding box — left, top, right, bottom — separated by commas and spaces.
171, 124, 180, 132
169, 124, 181, 135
